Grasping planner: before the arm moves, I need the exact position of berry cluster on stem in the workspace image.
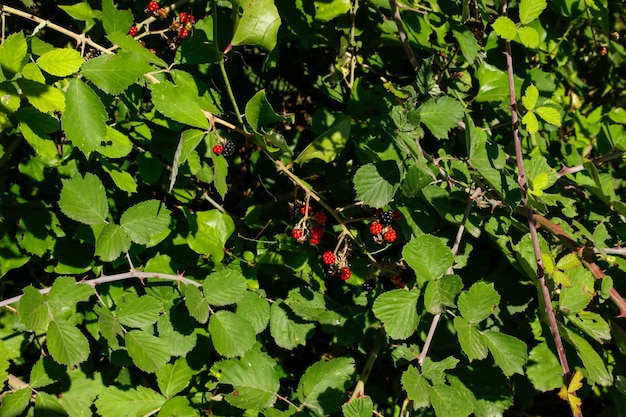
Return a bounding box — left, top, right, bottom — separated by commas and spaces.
290, 199, 327, 245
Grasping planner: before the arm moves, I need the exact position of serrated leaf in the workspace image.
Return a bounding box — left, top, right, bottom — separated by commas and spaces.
402, 365, 430, 408
522, 84, 539, 111
47, 319, 90, 367
102, 0, 133, 36
17, 79, 66, 113
522, 111, 539, 134
18, 286, 51, 332
353, 161, 401, 208
186, 210, 235, 263
403, 234, 454, 283
457, 282, 500, 324
294, 115, 350, 164
536, 106, 562, 126
557, 253, 580, 270
157, 396, 196, 417
95, 386, 166, 417
95, 223, 131, 262
418, 96, 465, 139
484, 331, 527, 377
116, 294, 162, 328
529, 172, 549, 196
313, 0, 351, 21
0, 341, 9, 387
107, 33, 168, 68
170, 129, 206, 191
48, 276, 95, 314
245, 90, 285, 132
236, 291, 270, 333
59, 173, 108, 225
559, 267, 595, 313
95, 304, 123, 347
452, 27, 480, 64
36, 48, 83, 76
156, 312, 197, 357
568, 311, 611, 344
209, 311, 256, 357
16, 110, 59, 160
149, 81, 209, 130
0, 81, 21, 113
214, 350, 280, 409
59, 3, 101, 29
34, 392, 65, 415
285, 287, 346, 326
527, 341, 562, 391
269, 302, 315, 350
372, 289, 420, 339
422, 357, 459, 385
125, 330, 170, 374
203, 269, 247, 306
492, 16, 518, 41
184, 285, 210, 324
156, 358, 193, 398
562, 325, 612, 386
81, 52, 152, 95
517, 26, 540, 48
120, 200, 171, 245
453, 316, 488, 361
424, 274, 463, 314
0, 32, 27, 79
342, 396, 374, 417
519, 0, 547, 24
0, 388, 32, 417
96, 126, 133, 158
61, 78, 107, 155
231, 0, 281, 52
429, 384, 473, 417
297, 357, 354, 415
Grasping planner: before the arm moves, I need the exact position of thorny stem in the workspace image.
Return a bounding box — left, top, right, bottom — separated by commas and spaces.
557, 150, 624, 178
0, 272, 201, 309
502, 1, 576, 411
389, 0, 420, 73
347, 0, 359, 89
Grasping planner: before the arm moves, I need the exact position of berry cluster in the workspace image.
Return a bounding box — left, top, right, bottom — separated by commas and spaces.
290, 203, 327, 245
146, 1, 168, 19
170, 10, 196, 40
212, 140, 236, 157
321, 251, 351, 281
130, 2, 196, 48
369, 209, 401, 244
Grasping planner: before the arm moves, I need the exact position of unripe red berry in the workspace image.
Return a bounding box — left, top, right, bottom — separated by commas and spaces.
315, 212, 326, 224
340, 267, 351, 281
309, 237, 320, 245
178, 27, 189, 39
369, 221, 383, 235
213, 144, 224, 155
299, 205, 312, 216
147, 1, 159, 12
185, 21, 194, 31
322, 251, 335, 265
129, 24, 138, 36
178, 11, 189, 23
291, 229, 303, 240
383, 228, 397, 243
310, 225, 324, 240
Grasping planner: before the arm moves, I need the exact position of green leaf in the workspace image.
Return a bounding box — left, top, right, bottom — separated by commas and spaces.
519, 0, 547, 24
0, 32, 27, 79
101, 0, 133, 36
18, 286, 51, 332
294, 114, 350, 164
401, 365, 431, 408
149, 81, 209, 130
231, 0, 281, 52
269, 302, 315, 350
568, 311, 611, 344
424, 274, 463, 314
0, 81, 21, 113
353, 161, 401, 209
429, 384, 473, 417
313, 0, 351, 21
209, 311, 256, 357
95, 223, 132, 262
535, 106, 562, 126
17, 79, 66, 113
0, 341, 9, 387
285, 287, 346, 326
0, 388, 32, 417
562, 325, 612, 386
95, 386, 166, 417
96, 126, 134, 158
457, 282, 500, 324
59, 173, 108, 225
203, 269, 247, 306
556, 253, 581, 270
107, 33, 168, 68
95, 304, 124, 347
522, 84, 539, 111
81, 52, 152, 95
186, 210, 235, 263
245, 90, 285, 132
372, 289, 420, 339
120, 200, 171, 245
156, 397, 197, 417
453, 316, 488, 361
61, 78, 107, 155
297, 357, 354, 415
184, 285, 210, 324
47, 319, 90, 367
103, 165, 137, 193
59, 3, 101, 30
156, 312, 197, 357
116, 294, 162, 328
522, 111, 539, 134
34, 392, 65, 415
403, 234, 454, 283
484, 331, 527, 377
156, 358, 193, 398
36, 48, 83, 76
170, 129, 206, 191
492, 16, 518, 41
475, 62, 523, 104
418, 96, 465, 139
342, 396, 374, 417
452, 26, 481, 64
559, 267, 595, 313
517, 26, 540, 48
529, 172, 549, 196
526, 341, 563, 392
214, 350, 280, 409
16, 109, 59, 160
125, 330, 171, 374
236, 291, 271, 334
422, 357, 460, 385
48, 276, 95, 314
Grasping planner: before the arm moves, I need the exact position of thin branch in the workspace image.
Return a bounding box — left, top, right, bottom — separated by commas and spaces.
349, 330, 385, 401
389, 0, 420, 73
557, 150, 624, 178
0, 272, 201, 309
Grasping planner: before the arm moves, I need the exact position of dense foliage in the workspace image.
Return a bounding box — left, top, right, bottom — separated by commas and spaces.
0, 0, 625, 416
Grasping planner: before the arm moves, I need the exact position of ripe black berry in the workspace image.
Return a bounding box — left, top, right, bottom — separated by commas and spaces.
379, 210, 394, 225
223, 140, 236, 156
